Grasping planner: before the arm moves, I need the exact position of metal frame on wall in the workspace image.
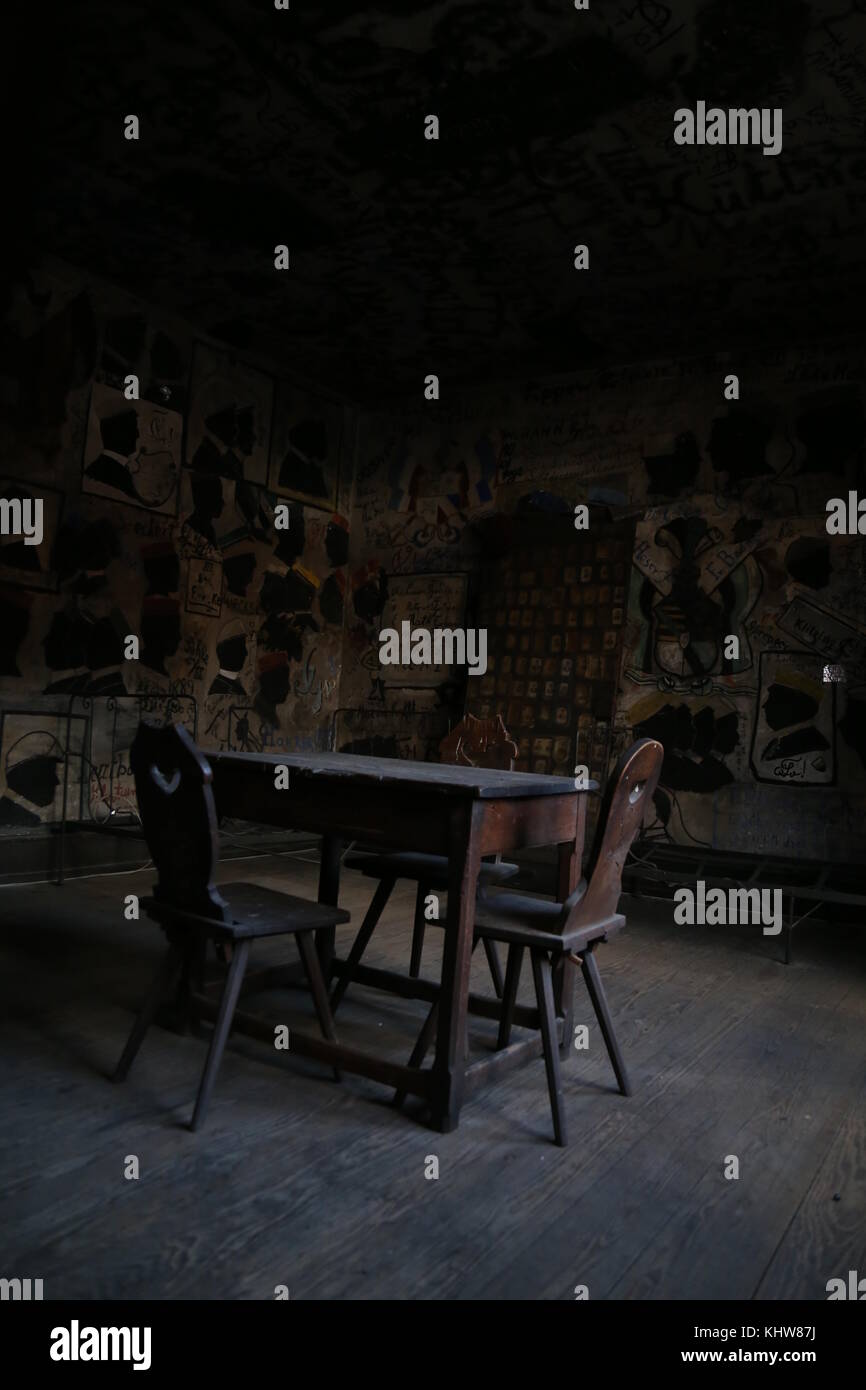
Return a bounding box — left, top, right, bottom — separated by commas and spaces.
56, 692, 198, 885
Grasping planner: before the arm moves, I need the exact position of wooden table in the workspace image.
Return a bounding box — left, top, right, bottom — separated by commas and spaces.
209, 751, 594, 1132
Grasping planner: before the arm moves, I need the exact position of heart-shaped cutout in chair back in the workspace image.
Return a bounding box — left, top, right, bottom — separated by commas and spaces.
150, 764, 181, 796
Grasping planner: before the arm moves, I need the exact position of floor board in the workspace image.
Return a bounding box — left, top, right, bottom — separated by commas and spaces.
0, 851, 864, 1300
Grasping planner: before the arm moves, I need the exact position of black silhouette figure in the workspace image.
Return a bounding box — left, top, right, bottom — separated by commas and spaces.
707, 410, 774, 489
209, 628, 249, 698
184, 473, 224, 547
222, 550, 256, 597
140, 597, 182, 676
277, 418, 329, 500
43, 612, 129, 695
235, 480, 272, 543
85, 408, 140, 499
318, 572, 344, 626
325, 518, 349, 567
142, 541, 180, 595
52, 517, 119, 594
352, 567, 387, 622
42, 609, 88, 673
191, 403, 257, 480
785, 537, 831, 590
273, 501, 305, 565
0, 732, 63, 829
255, 653, 291, 726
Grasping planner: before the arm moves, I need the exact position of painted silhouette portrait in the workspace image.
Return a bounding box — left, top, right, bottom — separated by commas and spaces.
796, 388, 865, 477
85, 406, 140, 499
190, 403, 256, 480
101, 315, 189, 410
708, 410, 774, 488
187, 345, 272, 485
269, 388, 340, 507
277, 419, 328, 498
273, 502, 305, 567
785, 537, 831, 590
325, 516, 349, 568
141, 540, 180, 595
43, 611, 128, 695
83, 383, 181, 513
318, 571, 344, 626
42, 609, 88, 675
52, 517, 119, 595
255, 651, 291, 726
352, 566, 388, 622
0, 730, 64, 828
235, 479, 272, 543
140, 596, 182, 676
184, 473, 224, 546
259, 567, 321, 633
257, 612, 313, 665
222, 550, 257, 597
209, 621, 250, 698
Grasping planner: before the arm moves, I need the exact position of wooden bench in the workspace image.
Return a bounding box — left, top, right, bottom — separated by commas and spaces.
622, 841, 865, 962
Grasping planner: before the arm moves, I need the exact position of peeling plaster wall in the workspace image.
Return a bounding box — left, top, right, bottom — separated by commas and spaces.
0, 258, 355, 831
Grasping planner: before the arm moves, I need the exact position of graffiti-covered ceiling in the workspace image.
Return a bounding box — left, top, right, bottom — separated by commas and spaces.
26, 0, 866, 401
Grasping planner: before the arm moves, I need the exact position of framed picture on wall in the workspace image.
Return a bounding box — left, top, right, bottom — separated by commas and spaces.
186, 343, 274, 486
99, 310, 191, 411
749, 650, 836, 786
267, 382, 343, 510
0, 709, 87, 828
82, 383, 182, 516
378, 572, 469, 687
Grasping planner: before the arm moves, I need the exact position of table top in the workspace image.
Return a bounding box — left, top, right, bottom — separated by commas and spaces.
208, 749, 598, 800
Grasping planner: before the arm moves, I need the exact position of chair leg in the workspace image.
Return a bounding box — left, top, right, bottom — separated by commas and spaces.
330, 875, 395, 1014
188, 935, 208, 1038
297, 931, 341, 1083
530, 949, 567, 1147
173, 935, 204, 1036
482, 938, 505, 999
409, 881, 427, 978
580, 944, 631, 1097
190, 938, 250, 1132
113, 937, 186, 1082
552, 951, 575, 1058
496, 943, 524, 1050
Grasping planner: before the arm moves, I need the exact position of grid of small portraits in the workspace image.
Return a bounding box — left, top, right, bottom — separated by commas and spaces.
469, 534, 631, 788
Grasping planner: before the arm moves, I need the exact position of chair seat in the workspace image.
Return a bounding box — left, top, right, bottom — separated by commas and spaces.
145, 883, 350, 939
474, 886, 625, 952
344, 850, 519, 888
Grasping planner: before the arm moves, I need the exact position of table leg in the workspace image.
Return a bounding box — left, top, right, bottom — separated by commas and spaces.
317, 832, 343, 980
430, 801, 483, 1132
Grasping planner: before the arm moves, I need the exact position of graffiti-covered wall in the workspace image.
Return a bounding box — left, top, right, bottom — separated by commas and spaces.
345, 342, 866, 860
622, 503, 864, 858
0, 258, 353, 830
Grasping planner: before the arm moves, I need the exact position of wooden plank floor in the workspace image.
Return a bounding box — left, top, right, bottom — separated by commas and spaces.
0, 849, 864, 1301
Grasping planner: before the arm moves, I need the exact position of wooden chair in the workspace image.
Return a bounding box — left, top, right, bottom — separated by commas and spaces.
397, 738, 663, 1146
332, 713, 520, 1012
113, 721, 349, 1131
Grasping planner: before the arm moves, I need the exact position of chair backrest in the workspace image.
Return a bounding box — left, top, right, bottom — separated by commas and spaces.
439, 712, 518, 771
559, 738, 663, 936
131, 720, 230, 922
